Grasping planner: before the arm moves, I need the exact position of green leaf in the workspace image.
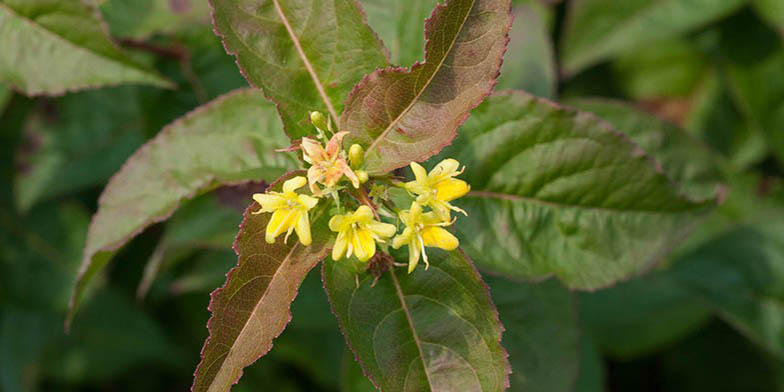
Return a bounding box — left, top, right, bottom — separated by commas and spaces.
323, 250, 510, 391
754, 0, 784, 37
574, 333, 606, 392
210, 0, 389, 138
718, 11, 784, 164
671, 223, 784, 358
359, 0, 439, 66
569, 98, 725, 202
496, 3, 556, 98
0, 83, 11, 113
612, 39, 708, 100
560, 0, 746, 75
441, 91, 713, 289
580, 273, 711, 360
14, 86, 145, 212
342, 0, 512, 175
67, 89, 297, 326
659, 322, 784, 391
101, 0, 210, 39
340, 349, 376, 392
488, 277, 580, 392
0, 0, 172, 95
192, 174, 332, 392
684, 71, 767, 169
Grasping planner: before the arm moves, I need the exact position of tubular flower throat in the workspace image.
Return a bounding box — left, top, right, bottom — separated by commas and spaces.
392, 202, 459, 273
404, 159, 470, 220
329, 205, 396, 262
252, 176, 319, 246
302, 131, 360, 197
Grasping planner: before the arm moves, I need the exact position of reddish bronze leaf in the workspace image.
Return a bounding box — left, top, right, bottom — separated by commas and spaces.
192, 172, 331, 392
341, 0, 511, 175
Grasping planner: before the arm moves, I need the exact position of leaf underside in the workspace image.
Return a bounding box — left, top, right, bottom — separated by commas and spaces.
342, 0, 512, 175
68, 89, 296, 326
209, 0, 389, 139
440, 91, 714, 289
323, 249, 510, 392
0, 0, 171, 95
192, 172, 332, 392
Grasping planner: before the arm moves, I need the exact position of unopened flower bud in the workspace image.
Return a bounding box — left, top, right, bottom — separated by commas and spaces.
356, 170, 369, 184
310, 111, 328, 131
349, 144, 364, 168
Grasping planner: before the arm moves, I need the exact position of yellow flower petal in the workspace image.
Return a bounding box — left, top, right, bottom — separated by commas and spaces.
367, 221, 396, 238
294, 211, 312, 246
353, 205, 374, 221
282, 176, 308, 194
434, 178, 470, 202
430, 158, 460, 181
328, 215, 345, 232
407, 239, 421, 273
353, 228, 375, 262
410, 161, 428, 183
267, 208, 298, 243
298, 194, 319, 209
392, 227, 413, 249
253, 193, 285, 211
421, 226, 459, 251
332, 230, 348, 261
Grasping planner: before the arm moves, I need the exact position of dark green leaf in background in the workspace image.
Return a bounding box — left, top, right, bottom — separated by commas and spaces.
100, 0, 211, 39
497, 2, 556, 98
360, 0, 439, 66
718, 10, 784, 165
210, 0, 389, 138
192, 174, 332, 392
571, 98, 725, 201
68, 89, 296, 325
323, 250, 510, 391
754, 0, 784, 38
442, 91, 713, 289
0, 0, 172, 94
342, 0, 512, 175
488, 277, 580, 392
672, 223, 784, 359
560, 0, 746, 75
612, 39, 708, 100
580, 273, 711, 360
14, 86, 145, 212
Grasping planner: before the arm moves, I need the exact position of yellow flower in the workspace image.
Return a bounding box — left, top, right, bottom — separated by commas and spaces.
252, 176, 319, 246
329, 205, 396, 262
404, 159, 470, 220
392, 202, 459, 273
302, 131, 360, 197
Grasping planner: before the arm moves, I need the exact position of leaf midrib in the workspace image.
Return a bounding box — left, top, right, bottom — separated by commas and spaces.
388, 267, 435, 390
271, 0, 339, 123
364, 0, 477, 156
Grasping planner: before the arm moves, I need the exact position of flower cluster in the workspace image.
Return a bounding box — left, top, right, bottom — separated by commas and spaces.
252, 112, 470, 273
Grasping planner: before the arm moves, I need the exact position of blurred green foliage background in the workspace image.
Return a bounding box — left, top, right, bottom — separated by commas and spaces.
1, 0, 784, 391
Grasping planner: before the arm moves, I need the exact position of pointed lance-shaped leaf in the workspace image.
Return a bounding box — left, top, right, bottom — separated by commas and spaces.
209, 0, 389, 139
342, 0, 512, 175
0, 0, 172, 95
67, 89, 297, 327
441, 91, 716, 290
323, 249, 510, 391
192, 171, 332, 392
